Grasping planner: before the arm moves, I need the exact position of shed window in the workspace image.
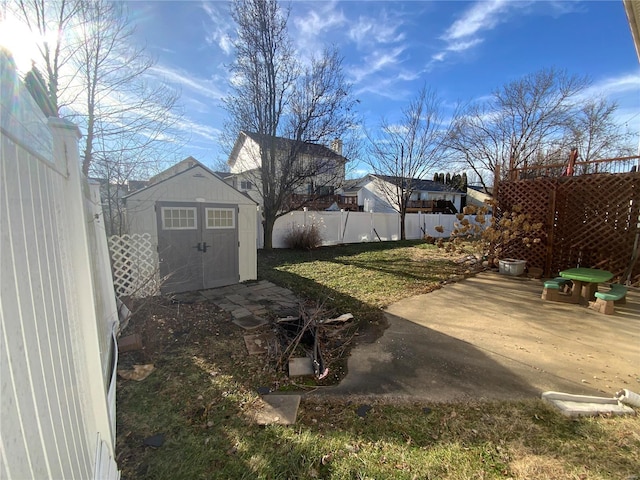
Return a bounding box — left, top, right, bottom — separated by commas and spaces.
162, 207, 197, 230
206, 208, 235, 229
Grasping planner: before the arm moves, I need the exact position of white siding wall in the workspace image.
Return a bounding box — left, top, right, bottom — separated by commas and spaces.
1, 56, 119, 479
230, 137, 261, 173
126, 166, 257, 282
360, 179, 398, 213
362, 178, 464, 213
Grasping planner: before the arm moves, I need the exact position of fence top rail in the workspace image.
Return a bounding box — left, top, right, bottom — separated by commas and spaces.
512, 155, 640, 174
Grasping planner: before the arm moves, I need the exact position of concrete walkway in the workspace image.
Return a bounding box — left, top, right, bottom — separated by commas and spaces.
316, 272, 640, 402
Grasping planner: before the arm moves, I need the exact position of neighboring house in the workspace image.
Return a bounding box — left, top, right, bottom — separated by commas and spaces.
339, 174, 466, 214
466, 185, 493, 212
91, 177, 149, 236
124, 158, 257, 294
226, 131, 347, 209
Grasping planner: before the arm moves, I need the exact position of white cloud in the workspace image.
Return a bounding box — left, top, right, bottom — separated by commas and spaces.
350, 46, 407, 84
175, 116, 221, 142
348, 14, 405, 48
442, 0, 511, 42
149, 64, 227, 101
431, 0, 530, 62
292, 1, 346, 55
445, 38, 484, 53
294, 1, 346, 37
582, 73, 640, 98
200, 1, 234, 55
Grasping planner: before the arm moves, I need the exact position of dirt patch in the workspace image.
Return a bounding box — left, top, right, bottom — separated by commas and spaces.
118, 296, 371, 388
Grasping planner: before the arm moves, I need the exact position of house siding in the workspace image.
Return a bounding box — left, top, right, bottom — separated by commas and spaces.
357, 176, 464, 213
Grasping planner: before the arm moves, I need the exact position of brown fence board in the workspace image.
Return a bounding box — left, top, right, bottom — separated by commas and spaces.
497, 172, 640, 286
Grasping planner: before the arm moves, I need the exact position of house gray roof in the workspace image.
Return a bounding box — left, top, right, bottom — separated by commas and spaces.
341, 177, 365, 193
374, 175, 465, 194
242, 131, 345, 160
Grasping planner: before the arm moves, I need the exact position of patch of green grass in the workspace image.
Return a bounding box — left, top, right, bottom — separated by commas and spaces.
259, 240, 462, 322
118, 351, 640, 479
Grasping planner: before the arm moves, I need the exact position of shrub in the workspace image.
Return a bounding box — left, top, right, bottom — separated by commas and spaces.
436, 201, 544, 264
283, 223, 322, 250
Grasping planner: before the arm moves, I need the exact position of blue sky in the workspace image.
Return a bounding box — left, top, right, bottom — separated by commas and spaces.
126, 0, 639, 176
3, 1, 639, 176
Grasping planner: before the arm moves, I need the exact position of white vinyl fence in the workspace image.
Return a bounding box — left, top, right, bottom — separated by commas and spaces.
260, 210, 463, 248
1, 54, 120, 479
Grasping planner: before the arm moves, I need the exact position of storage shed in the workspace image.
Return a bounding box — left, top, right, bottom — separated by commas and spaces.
125, 158, 257, 294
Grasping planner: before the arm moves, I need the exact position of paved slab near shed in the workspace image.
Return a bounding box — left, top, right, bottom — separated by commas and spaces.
316, 272, 639, 402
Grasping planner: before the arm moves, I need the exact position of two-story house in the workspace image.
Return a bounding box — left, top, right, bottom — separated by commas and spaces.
225, 131, 349, 210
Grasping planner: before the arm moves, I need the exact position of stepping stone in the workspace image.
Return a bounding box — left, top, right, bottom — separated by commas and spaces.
289, 357, 314, 376
542, 391, 635, 417
243, 332, 275, 355
231, 307, 252, 319
253, 394, 301, 425
226, 294, 247, 304
233, 315, 268, 331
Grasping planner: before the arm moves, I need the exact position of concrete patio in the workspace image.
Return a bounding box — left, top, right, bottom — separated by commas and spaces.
316, 272, 639, 402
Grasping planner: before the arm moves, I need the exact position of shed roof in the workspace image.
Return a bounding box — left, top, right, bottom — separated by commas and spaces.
125, 163, 256, 205
371, 174, 466, 194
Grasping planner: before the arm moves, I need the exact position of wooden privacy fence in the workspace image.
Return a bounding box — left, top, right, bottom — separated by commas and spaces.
497, 172, 640, 285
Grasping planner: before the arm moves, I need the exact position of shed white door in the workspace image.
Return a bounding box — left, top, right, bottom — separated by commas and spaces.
156, 202, 239, 293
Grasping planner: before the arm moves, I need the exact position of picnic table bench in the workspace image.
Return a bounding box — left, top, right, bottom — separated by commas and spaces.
591, 284, 628, 315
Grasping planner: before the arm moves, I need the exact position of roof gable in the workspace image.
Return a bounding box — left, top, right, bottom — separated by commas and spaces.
148, 156, 205, 184
125, 163, 256, 204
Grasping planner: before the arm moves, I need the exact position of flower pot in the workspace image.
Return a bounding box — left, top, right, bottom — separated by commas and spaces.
498, 258, 526, 276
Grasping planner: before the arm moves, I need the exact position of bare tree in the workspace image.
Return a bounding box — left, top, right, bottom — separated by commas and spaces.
367, 86, 453, 240
447, 68, 590, 188
13, 0, 183, 175
224, 0, 358, 249
14, 0, 80, 114
73, 0, 182, 176
566, 98, 635, 168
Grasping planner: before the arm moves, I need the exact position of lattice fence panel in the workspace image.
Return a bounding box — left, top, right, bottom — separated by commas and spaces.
497, 172, 640, 286
553, 174, 640, 282
497, 178, 555, 270
108, 233, 160, 298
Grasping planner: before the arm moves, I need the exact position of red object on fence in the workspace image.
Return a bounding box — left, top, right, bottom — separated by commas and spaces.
563, 148, 578, 176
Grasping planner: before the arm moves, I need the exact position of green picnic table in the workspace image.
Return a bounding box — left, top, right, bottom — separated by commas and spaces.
559, 268, 613, 304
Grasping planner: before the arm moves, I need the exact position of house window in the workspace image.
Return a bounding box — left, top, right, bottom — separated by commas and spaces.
316, 158, 335, 175
206, 208, 235, 229
315, 185, 334, 196
240, 180, 253, 190
162, 207, 197, 230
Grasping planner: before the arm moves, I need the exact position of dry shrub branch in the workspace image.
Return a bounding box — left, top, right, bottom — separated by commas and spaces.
435, 201, 544, 266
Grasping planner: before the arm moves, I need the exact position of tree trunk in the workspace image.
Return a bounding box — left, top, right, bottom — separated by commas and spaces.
400, 212, 406, 240
263, 211, 275, 250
